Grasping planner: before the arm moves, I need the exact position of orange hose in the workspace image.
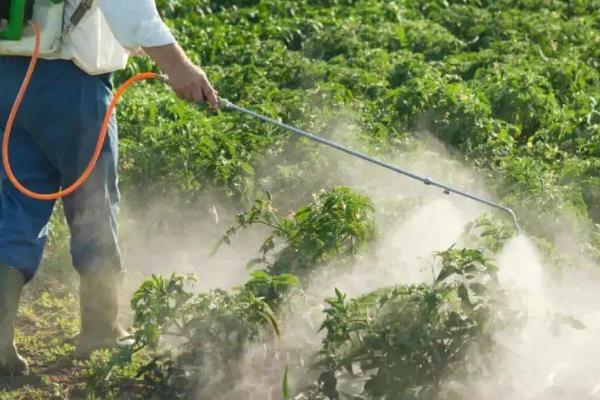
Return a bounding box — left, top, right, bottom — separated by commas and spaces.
2, 22, 159, 201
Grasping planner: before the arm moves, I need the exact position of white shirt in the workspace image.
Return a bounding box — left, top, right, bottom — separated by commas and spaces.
96, 0, 175, 49
59, 0, 176, 75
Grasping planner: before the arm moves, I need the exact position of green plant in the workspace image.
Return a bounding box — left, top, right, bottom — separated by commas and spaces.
218, 187, 376, 279
310, 247, 509, 400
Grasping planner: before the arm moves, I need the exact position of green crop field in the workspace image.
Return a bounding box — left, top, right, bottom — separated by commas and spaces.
2, 0, 600, 399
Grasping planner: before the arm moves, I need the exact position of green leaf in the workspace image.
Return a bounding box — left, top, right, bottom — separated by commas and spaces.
436, 266, 459, 283
282, 365, 289, 400
259, 310, 281, 338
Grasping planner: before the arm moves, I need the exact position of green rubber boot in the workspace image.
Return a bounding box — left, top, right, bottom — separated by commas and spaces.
74, 270, 131, 359
0, 265, 29, 376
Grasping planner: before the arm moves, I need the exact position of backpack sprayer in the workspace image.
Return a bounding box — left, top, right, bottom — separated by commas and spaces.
0, 0, 65, 56
2, 16, 521, 232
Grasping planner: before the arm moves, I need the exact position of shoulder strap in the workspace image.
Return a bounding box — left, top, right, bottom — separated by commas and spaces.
69, 0, 94, 28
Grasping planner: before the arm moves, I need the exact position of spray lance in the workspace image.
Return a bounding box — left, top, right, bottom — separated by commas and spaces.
217, 99, 522, 233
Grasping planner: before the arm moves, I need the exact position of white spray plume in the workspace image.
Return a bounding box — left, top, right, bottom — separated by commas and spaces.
208, 127, 600, 399
466, 235, 600, 400
199, 125, 495, 398
121, 114, 600, 399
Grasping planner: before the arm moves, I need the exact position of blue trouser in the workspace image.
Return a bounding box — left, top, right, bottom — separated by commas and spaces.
0, 57, 121, 282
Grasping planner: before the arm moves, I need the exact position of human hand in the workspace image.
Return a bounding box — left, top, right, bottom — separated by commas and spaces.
143, 43, 219, 110
166, 62, 219, 110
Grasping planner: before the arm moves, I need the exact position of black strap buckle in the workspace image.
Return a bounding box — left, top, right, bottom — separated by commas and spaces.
70, 0, 94, 28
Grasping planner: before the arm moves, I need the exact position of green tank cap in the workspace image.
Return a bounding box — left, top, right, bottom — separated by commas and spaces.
1, 0, 27, 41
1, 0, 65, 41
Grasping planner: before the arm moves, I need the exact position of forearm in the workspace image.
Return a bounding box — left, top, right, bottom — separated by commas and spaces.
143, 42, 191, 76
98, 0, 218, 108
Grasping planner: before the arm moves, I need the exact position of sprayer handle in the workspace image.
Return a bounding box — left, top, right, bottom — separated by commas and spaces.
219, 98, 235, 110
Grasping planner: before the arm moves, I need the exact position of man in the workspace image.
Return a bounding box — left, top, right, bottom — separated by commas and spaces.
0, 0, 219, 376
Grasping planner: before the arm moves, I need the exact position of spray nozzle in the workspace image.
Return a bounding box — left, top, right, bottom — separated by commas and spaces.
219, 98, 235, 110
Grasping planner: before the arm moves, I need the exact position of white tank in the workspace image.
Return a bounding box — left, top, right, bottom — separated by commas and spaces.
0, 0, 64, 56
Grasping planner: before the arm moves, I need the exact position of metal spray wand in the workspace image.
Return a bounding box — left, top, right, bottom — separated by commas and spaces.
220, 99, 521, 232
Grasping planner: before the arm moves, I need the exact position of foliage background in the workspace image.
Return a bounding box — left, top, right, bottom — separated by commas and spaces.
2, 0, 600, 398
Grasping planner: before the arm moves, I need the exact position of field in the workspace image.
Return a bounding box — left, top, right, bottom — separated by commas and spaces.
2, 0, 600, 399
